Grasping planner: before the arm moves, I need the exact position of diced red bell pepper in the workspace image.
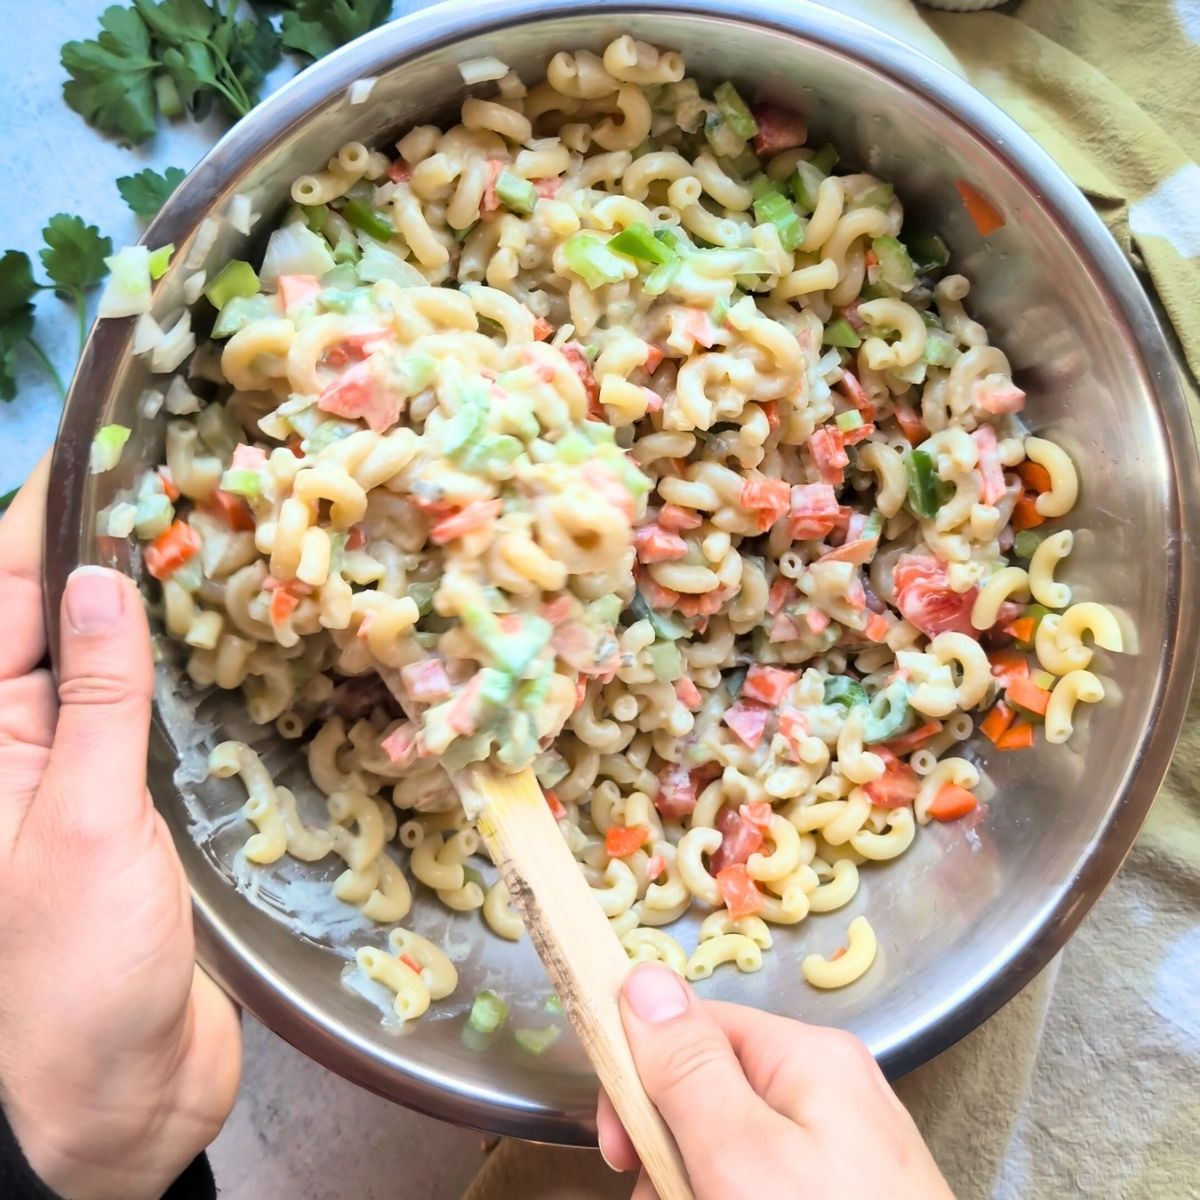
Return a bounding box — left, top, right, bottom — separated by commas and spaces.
634, 524, 689, 564
381, 722, 419, 766
655, 761, 699, 819
560, 341, 600, 415
722, 701, 770, 749
710, 807, 765, 873
742, 665, 797, 706
675, 676, 703, 710
789, 483, 841, 540
429, 499, 502, 545
277, 274, 322, 314
892, 554, 979, 638
400, 658, 453, 703
658, 503, 703, 532
715, 864, 764, 919
144, 520, 200, 581
605, 825, 650, 858
388, 159, 413, 183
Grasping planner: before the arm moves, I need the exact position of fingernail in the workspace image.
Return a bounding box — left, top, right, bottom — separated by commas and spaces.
65, 566, 125, 633
598, 1137, 621, 1173
624, 964, 689, 1024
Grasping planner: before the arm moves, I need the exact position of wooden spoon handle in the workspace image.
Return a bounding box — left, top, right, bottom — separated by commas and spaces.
461, 765, 693, 1200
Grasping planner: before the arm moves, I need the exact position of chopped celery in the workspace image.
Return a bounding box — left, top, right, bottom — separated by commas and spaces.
822, 317, 862, 349
407, 581, 437, 616
752, 191, 804, 251
300, 204, 328, 233
905, 449, 949, 519
495, 171, 537, 215
643, 258, 680, 296
790, 161, 825, 213
468, 990, 510, 1034
205, 260, 259, 310
923, 329, 960, 367
332, 236, 361, 265
89, 425, 131, 474
320, 263, 359, 291
648, 640, 683, 682
441, 397, 485, 457
1033, 670, 1055, 691
908, 232, 950, 274
399, 354, 437, 393
533, 749, 570, 789
220, 467, 262, 497
148, 244, 174, 279
703, 109, 745, 159
514, 1025, 561, 1055
749, 173, 785, 200
835, 410, 864, 433
713, 82, 759, 140
654, 227, 684, 253
318, 288, 357, 313
211, 294, 274, 338
478, 667, 516, 711
629, 591, 689, 641
608, 223, 676, 265
463, 434, 524, 472
1013, 530, 1043, 560
863, 681, 911, 743
871, 236, 916, 293
562, 234, 630, 288
587, 594, 622, 628
823, 676, 868, 711
553, 430, 592, 464
343, 198, 395, 242
851, 183, 894, 210
809, 143, 839, 174
544, 994, 564, 1015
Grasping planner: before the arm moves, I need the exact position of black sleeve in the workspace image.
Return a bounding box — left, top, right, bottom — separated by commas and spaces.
0, 1103, 217, 1200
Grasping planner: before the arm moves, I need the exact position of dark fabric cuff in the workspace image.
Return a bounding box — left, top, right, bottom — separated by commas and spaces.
0, 1101, 216, 1200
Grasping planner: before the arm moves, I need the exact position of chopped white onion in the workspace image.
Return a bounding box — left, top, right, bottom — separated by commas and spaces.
260, 222, 336, 289
183, 270, 207, 304
104, 502, 139, 538
458, 56, 508, 85
496, 70, 527, 100
132, 313, 163, 356
184, 216, 221, 270
140, 387, 165, 418
165, 374, 202, 414
348, 77, 377, 105
356, 242, 425, 287
227, 193, 257, 236
97, 246, 152, 318
150, 310, 196, 373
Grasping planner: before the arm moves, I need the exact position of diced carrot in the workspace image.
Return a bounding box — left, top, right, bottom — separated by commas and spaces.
545, 789, 567, 820
955, 179, 1005, 236
532, 315, 554, 341
277, 274, 322, 313
864, 611, 892, 643
399, 953, 422, 974
809, 426, 848, 485
740, 475, 792, 531
881, 720, 944, 755
1005, 616, 1036, 644
639, 575, 681, 610
893, 405, 926, 445
927, 783, 979, 822
767, 576, 794, 614
209, 488, 256, 532
269, 587, 299, 626
480, 158, 506, 214
429, 499, 503, 545
788, 482, 841, 540
658, 503, 703, 532
864, 247, 880, 269
864, 761, 920, 808
156, 465, 180, 501
605, 825, 650, 858
830, 946, 848, 962
643, 345, 664, 374
838, 368, 875, 422
842, 421, 875, 447
144, 520, 201, 581
675, 589, 729, 618
995, 720, 1035, 750
646, 853, 666, 882
979, 701, 1016, 745
739, 801, 773, 832
1006, 676, 1051, 717
675, 676, 703, 710
743, 665, 797, 706
715, 864, 764, 919
761, 400, 780, 431
988, 649, 1030, 689
1015, 462, 1052, 494
447, 674, 483, 735
1012, 494, 1046, 532
533, 177, 560, 199
634, 524, 689, 563
722, 702, 770, 749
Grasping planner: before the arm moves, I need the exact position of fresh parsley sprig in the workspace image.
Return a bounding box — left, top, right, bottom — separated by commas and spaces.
117, 165, 188, 218
0, 217, 112, 401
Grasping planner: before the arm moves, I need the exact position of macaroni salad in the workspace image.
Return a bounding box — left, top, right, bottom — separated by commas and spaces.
104, 37, 1122, 1021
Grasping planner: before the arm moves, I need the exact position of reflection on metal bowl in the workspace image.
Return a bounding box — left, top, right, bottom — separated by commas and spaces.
45, 0, 1200, 1146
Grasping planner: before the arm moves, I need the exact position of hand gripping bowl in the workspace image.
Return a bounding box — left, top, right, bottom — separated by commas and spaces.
45, 0, 1200, 1144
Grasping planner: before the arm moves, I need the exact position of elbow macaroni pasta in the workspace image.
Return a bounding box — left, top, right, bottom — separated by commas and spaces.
118, 37, 1121, 1023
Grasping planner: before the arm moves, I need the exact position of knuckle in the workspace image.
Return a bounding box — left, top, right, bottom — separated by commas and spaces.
58, 672, 149, 712
654, 1030, 732, 1093
818, 1028, 877, 1076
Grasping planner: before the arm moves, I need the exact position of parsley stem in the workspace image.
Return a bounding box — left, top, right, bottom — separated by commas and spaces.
23, 337, 67, 401
203, 36, 252, 116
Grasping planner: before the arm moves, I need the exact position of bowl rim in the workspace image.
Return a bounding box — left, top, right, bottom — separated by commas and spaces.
44, 0, 1200, 1142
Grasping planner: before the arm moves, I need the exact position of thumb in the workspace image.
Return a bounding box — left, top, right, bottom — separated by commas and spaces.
617, 963, 765, 1168
40, 566, 155, 833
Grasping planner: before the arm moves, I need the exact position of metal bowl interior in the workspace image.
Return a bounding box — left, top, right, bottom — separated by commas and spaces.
45, 0, 1200, 1145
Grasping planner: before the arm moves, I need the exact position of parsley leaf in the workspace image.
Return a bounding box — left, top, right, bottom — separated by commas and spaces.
229, 16, 283, 97
61, 4, 158, 145
0, 251, 63, 403
281, 0, 392, 61
0, 251, 38, 324
117, 166, 188, 219
40, 215, 112, 298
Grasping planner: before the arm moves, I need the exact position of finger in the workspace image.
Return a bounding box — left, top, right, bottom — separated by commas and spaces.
595, 1090, 640, 1173
617, 963, 775, 1170
0, 671, 57, 848
706, 1000, 902, 1125
38, 566, 155, 835
0, 453, 51, 680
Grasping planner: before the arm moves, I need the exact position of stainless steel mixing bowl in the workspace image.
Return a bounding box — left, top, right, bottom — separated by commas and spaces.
45, 0, 1200, 1145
